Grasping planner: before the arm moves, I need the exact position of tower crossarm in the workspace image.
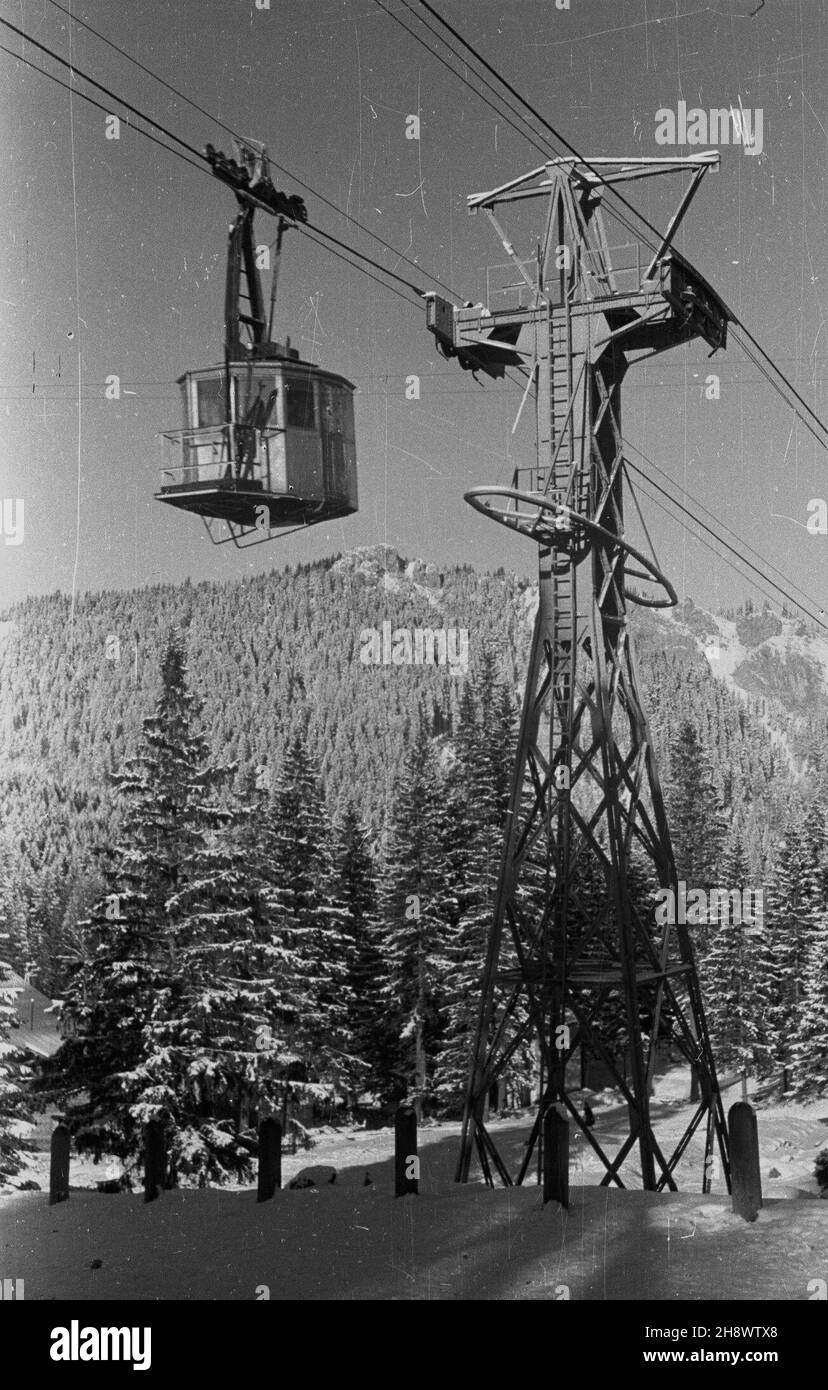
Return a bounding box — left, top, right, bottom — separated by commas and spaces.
426, 250, 728, 380
426, 151, 729, 378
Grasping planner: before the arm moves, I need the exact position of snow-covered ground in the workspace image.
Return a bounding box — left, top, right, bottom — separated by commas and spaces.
3, 1173, 827, 1302
2, 1073, 826, 1300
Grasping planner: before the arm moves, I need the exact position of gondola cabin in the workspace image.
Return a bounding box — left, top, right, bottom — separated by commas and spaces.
157, 357, 358, 533
155, 138, 358, 545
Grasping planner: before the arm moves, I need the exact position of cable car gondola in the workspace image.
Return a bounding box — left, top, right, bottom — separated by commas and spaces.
155, 139, 358, 547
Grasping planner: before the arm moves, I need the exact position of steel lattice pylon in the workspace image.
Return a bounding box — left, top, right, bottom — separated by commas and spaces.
426, 153, 733, 1192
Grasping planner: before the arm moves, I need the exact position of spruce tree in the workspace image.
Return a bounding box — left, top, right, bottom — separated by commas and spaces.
791, 905, 828, 1096
1, 846, 33, 1179
789, 787, 828, 1095
436, 658, 514, 1110
261, 737, 357, 1120
0, 957, 33, 1181
334, 803, 385, 1098
764, 815, 819, 1079
701, 829, 773, 1076
129, 808, 275, 1185
0, 833, 30, 980
38, 632, 224, 1168
664, 720, 727, 953
378, 728, 449, 1117
27, 869, 66, 997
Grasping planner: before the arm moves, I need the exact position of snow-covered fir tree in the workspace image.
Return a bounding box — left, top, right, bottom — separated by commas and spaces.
664, 720, 727, 953
764, 814, 820, 1079
334, 802, 385, 1099
378, 727, 450, 1117
789, 789, 828, 1095
700, 828, 774, 1076
791, 904, 828, 1096
39, 632, 232, 1170
260, 736, 358, 1121
128, 806, 275, 1186
0, 957, 32, 1181
435, 655, 515, 1110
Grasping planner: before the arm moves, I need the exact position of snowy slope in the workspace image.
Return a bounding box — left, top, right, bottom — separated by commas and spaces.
5, 1074, 827, 1301
4, 1180, 826, 1301
654, 604, 828, 775
329, 552, 828, 771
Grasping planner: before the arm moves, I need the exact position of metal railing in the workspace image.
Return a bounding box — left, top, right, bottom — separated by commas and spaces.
581, 241, 644, 296
485, 258, 537, 310
159, 423, 284, 491
482, 242, 647, 310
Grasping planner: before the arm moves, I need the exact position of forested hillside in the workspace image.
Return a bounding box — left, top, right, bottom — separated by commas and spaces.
0, 546, 822, 993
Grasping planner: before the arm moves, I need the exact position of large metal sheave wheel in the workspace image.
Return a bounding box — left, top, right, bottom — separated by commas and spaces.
464, 485, 678, 609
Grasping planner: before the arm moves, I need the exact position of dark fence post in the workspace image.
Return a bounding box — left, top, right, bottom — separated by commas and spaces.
729, 1101, 762, 1222
543, 1106, 569, 1208
143, 1120, 166, 1204
49, 1124, 70, 1206
394, 1105, 418, 1196
257, 1117, 282, 1202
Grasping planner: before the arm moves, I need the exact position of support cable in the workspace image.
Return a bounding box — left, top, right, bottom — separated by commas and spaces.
43, 0, 462, 302
398, 1, 828, 453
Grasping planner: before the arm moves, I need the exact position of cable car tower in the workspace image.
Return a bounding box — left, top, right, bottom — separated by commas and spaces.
426, 152, 732, 1192
156, 139, 358, 547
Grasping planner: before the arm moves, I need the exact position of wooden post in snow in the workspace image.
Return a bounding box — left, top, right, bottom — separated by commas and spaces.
543, 1106, 569, 1208
394, 1105, 418, 1196
49, 1124, 70, 1205
143, 1120, 166, 1204
729, 1101, 762, 1222
257, 1117, 282, 1202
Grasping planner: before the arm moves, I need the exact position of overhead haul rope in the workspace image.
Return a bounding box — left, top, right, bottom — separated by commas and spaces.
0, 17, 428, 302
18, 5, 827, 453
626, 458, 827, 629
31, 4, 826, 453
390, 0, 828, 453
631, 473, 826, 629
623, 440, 821, 617
42, 0, 460, 302
4, 14, 824, 620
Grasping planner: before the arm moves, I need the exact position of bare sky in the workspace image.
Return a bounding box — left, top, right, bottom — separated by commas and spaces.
1, 0, 826, 618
